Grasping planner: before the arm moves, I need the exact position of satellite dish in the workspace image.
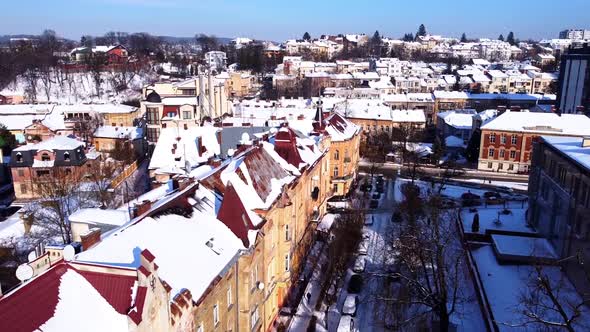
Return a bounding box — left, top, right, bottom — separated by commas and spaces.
257, 282, 265, 290
227, 149, 235, 157
16, 264, 34, 282
27, 251, 37, 262
241, 132, 250, 143
63, 245, 75, 261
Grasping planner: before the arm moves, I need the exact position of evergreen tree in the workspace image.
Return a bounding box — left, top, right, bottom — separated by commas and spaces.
465, 129, 481, 163
460, 33, 468, 43
0, 124, 16, 156
506, 31, 516, 45
370, 30, 382, 56
302, 32, 311, 41
416, 24, 427, 38
402, 33, 414, 42
498, 34, 505, 41
471, 213, 480, 233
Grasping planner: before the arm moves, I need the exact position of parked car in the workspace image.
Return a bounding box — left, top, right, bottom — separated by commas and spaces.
337, 315, 356, 332
353, 256, 366, 273
347, 274, 363, 293
484, 191, 501, 199
369, 200, 379, 209
461, 192, 481, 200
342, 295, 359, 316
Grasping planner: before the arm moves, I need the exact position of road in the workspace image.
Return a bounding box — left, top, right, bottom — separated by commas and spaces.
359, 161, 529, 183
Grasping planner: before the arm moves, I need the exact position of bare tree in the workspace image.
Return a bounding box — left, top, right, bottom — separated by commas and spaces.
382, 187, 468, 332
514, 261, 590, 332
25, 168, 93, 244
86, 160, 121, 209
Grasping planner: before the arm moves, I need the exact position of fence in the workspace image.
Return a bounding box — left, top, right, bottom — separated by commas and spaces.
110, 161, 139, 189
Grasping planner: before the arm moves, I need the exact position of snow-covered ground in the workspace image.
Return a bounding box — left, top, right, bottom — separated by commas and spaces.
460, 204, 534, 235
0, 69, 157, 104
459, 179, 528, 191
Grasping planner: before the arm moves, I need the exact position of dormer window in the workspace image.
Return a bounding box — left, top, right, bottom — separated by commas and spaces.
16, 152, 23, 163
41, 153, 50, 161
64, 152, 70, 162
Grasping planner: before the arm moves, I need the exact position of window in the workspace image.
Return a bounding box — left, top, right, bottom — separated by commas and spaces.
285, 225, 291, 241
511, 134, 518, 145
146, 107, 160, 125
488, 148, 495, 157
489, 133, 496, 143
227, 288, 232, 308
41, 153, 50, 161
213, 303, 219, 325
64, 152, 70, 162
17, 169, 24, 177
251, 265, 258, 290
182, 110, 192, 120
197, 323, 203, 332
15, 152, 23, 163
147, 128, 160, 142
20, 183, 27, 194
36, 170, 50, 177
487, 162, 492, 169
500, 135, 506, 144
334, 149, 340, 160
250, 307, 260, 330
333, 166, 339, 177
510, 150, 516, 159
284, 253, 290, 272
499, 149, 505, 158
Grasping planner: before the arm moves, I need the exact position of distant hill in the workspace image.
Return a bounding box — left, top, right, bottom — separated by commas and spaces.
159, 36, 233, 45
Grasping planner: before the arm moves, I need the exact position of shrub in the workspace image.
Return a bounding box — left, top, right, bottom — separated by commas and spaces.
471, 213, 480, 233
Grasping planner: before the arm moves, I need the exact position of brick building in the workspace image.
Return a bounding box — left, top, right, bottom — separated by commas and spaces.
478, 111, 590, 173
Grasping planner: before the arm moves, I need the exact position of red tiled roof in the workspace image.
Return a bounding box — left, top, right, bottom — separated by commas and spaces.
77, 269, 136, 315
0, 263, 137, 332
274, 128, 304, 169
217, 182, 255, 247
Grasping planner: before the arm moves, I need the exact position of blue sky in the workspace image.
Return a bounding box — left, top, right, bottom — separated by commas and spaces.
2, 0, 589, 41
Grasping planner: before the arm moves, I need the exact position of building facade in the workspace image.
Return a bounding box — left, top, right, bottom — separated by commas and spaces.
557, 45, 590, 114
528, 135, 590, 296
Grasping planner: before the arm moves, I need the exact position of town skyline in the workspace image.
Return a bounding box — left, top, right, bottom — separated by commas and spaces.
2, 0, 589, 41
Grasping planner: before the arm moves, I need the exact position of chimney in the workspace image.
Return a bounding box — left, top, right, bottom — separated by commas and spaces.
135, 200, 152, 217
582, 137, 590, 148
81, 228, 101, 251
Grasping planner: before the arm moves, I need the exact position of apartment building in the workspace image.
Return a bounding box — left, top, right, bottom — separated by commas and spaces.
528, 135, 590, 296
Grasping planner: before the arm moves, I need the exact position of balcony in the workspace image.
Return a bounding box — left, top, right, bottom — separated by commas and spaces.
344, 157, 352, 163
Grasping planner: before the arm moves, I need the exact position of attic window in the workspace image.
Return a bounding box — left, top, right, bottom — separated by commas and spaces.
64, 152, 70, 162
41, 153, 50, 161
16, 152, 23, 163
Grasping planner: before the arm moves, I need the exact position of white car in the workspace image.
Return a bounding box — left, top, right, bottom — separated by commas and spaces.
337, 314, 357, 332
342, 294, 359, 316
353, 256, 366, 273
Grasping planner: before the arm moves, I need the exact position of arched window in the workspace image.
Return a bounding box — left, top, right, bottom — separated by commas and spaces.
15, 152, 23, 163
334, 149, 340, 160
64, 152, 70, 162
41, 153, 50, 161
333, 166, 339, 177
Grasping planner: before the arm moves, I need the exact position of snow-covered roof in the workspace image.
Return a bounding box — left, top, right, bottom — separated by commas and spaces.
161, 97, 198, 106
14, 136, 84, 152
148, 125, 220, 174
94, 126, 143, 140
481, 111, 590, 136
338, 100, 426, 123
433, 91, 469, 99
542, 136, 590, 171
76, 208, 244, 301
445, 135, 466, 148
69, 208, 130, 226
437, 109, 476, 129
